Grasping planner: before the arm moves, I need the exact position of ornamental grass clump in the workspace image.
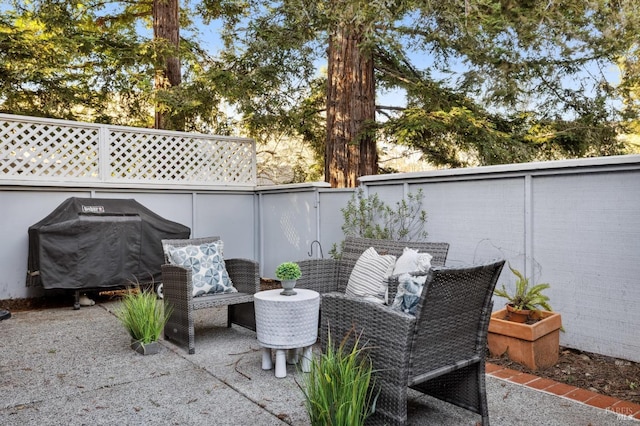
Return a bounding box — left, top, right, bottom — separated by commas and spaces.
301, 329, 378, 426
116, 288, 173, 345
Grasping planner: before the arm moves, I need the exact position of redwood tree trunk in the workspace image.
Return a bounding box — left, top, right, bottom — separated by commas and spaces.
325, 25, 377, 188
153, 0, 182, 130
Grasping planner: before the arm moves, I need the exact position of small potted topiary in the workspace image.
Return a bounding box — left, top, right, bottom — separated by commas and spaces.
275, 261, 302, 296
116, 288, 173, 355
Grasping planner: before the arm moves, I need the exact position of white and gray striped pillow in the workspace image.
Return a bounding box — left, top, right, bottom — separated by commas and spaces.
345, 247, 396, 304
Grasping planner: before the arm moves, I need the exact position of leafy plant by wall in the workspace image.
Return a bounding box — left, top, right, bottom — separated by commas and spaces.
330, 187, 428, 258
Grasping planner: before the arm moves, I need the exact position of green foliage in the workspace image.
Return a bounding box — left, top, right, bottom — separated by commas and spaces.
275, 262, 302, 280
330, 188, 428, 258
301, 329, 377, 426
0, 2, 155, 124
340, 188, 390, 241
214, 0, 634, 171
115, 289, 173, 345
1, 0, 638, 173
494, 264, 553, 312
0, 1, 232, 131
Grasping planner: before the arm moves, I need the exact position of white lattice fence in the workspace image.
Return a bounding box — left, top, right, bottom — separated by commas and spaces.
0, 113, 256, 186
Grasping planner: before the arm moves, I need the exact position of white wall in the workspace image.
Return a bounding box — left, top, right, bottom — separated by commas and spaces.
0, 188, 258, 299
530, 171, 640, 358
255, 184, 351, 278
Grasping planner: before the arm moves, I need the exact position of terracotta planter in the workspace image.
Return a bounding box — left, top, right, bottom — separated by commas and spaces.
505, 304, 533, 323
487, 308, 562, 370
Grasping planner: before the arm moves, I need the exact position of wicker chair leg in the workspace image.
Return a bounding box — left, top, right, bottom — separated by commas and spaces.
477, 364, 490, 426
368, 406, 406, 426
228, 302, 256, 331
226, 306, 232, 328
165, 307, 196, 354
411, 363, 487, 424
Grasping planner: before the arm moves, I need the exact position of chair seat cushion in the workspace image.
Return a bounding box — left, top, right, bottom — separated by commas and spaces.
345, 247, 396, 304
166, 241, 237, 297
191, 292, 253, 309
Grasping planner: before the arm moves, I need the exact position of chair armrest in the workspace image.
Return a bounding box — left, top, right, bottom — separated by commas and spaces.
295, 259, 340, 294
320, 292, 415, 374
161, 264, 192, 304
387, 275, 400, 302
225, 258, 260, 294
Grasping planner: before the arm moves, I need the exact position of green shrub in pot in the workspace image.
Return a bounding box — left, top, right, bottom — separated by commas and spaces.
493, 264, 553, 322
275, 262, 302, 281
300, 328, 378, 426
116, 288, 173, 347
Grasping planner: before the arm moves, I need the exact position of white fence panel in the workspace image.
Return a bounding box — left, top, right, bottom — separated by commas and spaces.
257, 187, 354, 277
193, 192, 257, 259
0, 113, 255, 187
531, 172, 640, 358
257, 185, 326, 277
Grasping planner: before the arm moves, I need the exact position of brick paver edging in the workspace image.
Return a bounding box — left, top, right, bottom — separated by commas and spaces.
486, 363, 640, 421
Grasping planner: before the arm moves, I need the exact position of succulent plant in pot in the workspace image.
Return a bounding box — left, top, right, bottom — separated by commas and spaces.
275, 262, 302, 296
489, 263, 562, 370
493, 263, 553, 323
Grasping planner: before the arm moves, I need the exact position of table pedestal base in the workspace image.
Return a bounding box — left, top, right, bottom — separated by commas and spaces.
261, 346, 314, 378
255, 289, 320, 379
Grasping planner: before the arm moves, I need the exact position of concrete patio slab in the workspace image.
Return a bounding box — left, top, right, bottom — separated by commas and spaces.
0, 302, 637, 425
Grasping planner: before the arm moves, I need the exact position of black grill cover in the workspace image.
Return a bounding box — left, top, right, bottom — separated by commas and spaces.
27, 197, 191, 290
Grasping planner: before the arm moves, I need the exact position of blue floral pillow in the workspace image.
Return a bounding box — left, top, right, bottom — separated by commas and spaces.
391, 273, 428, 315
166, 241, 237, 297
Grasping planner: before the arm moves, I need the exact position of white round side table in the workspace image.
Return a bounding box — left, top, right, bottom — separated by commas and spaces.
254, 288, 320, 378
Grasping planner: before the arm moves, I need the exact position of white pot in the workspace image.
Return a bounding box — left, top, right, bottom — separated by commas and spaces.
280, 279, 297, 296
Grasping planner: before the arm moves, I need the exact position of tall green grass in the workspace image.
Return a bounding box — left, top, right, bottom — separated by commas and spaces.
301, 329, 378, 426
116, 289, 172, 345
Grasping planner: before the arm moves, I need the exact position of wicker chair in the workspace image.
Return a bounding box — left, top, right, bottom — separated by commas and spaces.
320, 259, 505, 426
230, 237, 450, 331
161, 236, 260, 354
295, 236, 450, 301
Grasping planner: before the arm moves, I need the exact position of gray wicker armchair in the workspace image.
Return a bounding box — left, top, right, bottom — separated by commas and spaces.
295, 236, 450, 301
320, 259, 505, 426
161, 236, 260, 354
